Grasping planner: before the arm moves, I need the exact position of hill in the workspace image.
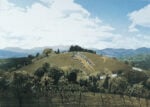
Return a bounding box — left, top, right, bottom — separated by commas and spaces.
20, 52, 131, 75
0, 57, 32, 71
120, 54, 150, 70
0, 50, 149, 107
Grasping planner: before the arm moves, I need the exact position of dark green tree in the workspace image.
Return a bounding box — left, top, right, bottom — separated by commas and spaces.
36, 53, 40, 57
103, 75, 110, 89
48, 67, 64, 84
11, 71, 32, 107
34, 67, 45, 78
0, 77, 9, 92
67, 69, 80, 83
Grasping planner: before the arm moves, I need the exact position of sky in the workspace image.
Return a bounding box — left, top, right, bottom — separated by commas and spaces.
0, 0, 150, 49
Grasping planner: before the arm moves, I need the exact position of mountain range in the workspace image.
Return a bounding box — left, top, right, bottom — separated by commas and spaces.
96, 47, 150, 58
1, 46, 150, 58
0, 45, 69, 58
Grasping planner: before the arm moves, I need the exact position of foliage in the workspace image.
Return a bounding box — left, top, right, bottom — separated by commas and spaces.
43, 48, 53, 56
48, 67, 64, 84
69, 45, 96, 54
120, 54, 150, 70
88, 75, 99, 93
109, 77, 128, 94
126, 84, 148, 98
67, 69, 80, 83
0, 77, 9, 91
11, 71, 33, 107
0, 57, 32, 71
34, 62, 50, 78
124, 70, 148, 84
34, 67, 45, 78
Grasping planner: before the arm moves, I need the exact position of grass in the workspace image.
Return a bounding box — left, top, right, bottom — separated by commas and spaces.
19, 52, 131, 76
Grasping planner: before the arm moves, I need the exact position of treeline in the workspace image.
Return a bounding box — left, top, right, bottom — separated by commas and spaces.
69, 45, 96, 54
0, 57, 33, 71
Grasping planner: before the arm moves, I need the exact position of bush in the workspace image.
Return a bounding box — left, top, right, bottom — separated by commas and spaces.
43, 48, 53, 57
124, 70, 148, 84
34, 67, 45, 78
109, 77, 128, 94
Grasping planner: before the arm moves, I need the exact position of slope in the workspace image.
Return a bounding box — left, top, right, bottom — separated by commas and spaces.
20, 52, 131, 75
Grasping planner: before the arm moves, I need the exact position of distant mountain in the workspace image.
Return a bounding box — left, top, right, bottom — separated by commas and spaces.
96, 47, 150, 58
0, 45, 69, 58
4, 45, 69, 54
1, 46, 150, 58
0, 50, 28, 58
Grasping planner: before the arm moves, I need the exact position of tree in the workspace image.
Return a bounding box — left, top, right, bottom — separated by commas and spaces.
109, 77, 128, 94
67, 69, 80, 83
0, 77, 9, 92
56, 49, 60, 54
28, 54, 34, 59
36, 53, 40, 57
34, 62, 51, 78
88, 76, 99, 94
48, 67, 64, 84
144, 78, 150, 89
109, 77, 128, 107
11, 71, 32, 107
43, 48, 53, 57
42, 62, 50, 72
103, 75, 110, 89
34, 67, 45, 78
124, 70, 148, 84
127, 84, 146, 107
79, 79, 88, 87
69, 45, 96, 54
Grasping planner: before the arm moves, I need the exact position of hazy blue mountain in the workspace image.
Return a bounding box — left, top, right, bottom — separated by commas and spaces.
0, 45, 69, 58
95, 47, 150, 58
0, 50, 28, 58
4, 45, 69, 54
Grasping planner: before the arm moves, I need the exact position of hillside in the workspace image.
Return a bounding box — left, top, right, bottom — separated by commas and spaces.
0, 51, 149, 107
1, 92, 149, 107
20, 52, 131, 75
120, 54, 150, 70
0, 57, 32, 71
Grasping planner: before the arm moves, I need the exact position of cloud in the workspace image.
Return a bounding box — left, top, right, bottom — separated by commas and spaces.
128, 4, 150, 32
0, 0, 116, 49
91, 33, 150, 49
1, 0, 149, 49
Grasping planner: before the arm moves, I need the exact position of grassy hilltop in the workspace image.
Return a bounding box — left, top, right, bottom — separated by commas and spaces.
20, 52, 131, 75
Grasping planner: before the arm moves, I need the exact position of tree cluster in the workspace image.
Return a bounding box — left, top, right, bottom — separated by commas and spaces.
69, 45, 96, 54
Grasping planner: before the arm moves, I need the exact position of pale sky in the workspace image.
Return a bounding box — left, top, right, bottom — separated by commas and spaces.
0, 0, 150, 49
